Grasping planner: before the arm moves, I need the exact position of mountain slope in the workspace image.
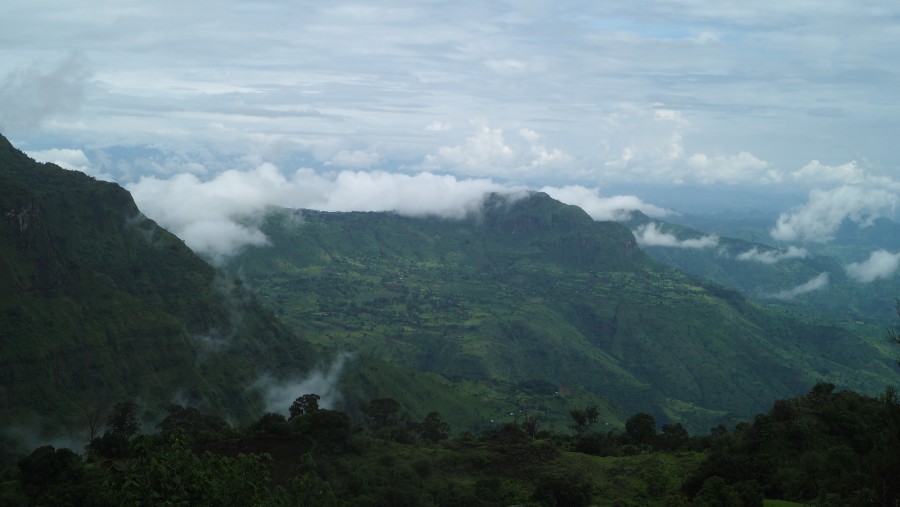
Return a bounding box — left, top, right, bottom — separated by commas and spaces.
226, 194, 897, 430
0, 135, 314, 431
624, 212, 900, 326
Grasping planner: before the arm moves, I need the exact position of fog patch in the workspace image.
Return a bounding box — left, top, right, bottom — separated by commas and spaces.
844, 250, 900, 283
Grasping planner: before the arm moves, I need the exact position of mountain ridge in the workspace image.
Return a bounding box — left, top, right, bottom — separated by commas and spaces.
226, 195, 897, 430
0, 134, 315, 432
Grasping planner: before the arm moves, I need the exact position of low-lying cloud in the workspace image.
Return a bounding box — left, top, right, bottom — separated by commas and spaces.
126, 162, 682, 261
771, 272, 829, 299
844, 250, 900, 283
128, 166, 519, 261
735, 246, 808, 264
633, 222, 719, 249
770, 186, 897, 243
252, 354, 352, 416
540, 185, 673, 221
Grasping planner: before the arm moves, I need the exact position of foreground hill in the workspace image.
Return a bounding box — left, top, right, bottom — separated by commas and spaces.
0, 134, 314, 433
226, 194, 897, 430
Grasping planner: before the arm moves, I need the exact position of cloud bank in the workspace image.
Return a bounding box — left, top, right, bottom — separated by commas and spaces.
128, 161, 683, 261
633, 222, 719, 249
844, 250, 900, 283
735, 246, 809, 264
128, 166, 519, 260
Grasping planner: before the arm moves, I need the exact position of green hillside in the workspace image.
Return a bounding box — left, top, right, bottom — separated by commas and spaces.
0, 134, 315, 432
624, 212, 900, 328
226, 195, 897, 431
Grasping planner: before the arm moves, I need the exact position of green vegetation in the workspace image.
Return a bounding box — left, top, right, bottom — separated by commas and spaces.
3, 131, 900, 505
631, 212, 900, 328
225, 197, 896, 431
0, 134, 315, 434
2, 383, 898, 506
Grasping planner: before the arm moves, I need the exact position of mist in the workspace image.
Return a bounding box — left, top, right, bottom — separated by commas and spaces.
251, 354, 352, 416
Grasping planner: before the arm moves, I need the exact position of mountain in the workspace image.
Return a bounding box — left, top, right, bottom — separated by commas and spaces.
625, 212, 900, 326
0, 134, 315, 433
225, 193, 897, 431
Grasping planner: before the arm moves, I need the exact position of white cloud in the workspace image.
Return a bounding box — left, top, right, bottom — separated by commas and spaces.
686, 151, 781, 185
422, 121, 570, 176
127, 165, 521, 260
425, 121, 450, 132
844, 250, 900, 283
424, 122, 514, 172
735, 246, 808, 264
770, 186, 898, 243
771, 272, 829, 299
633, 222, 718, 249
326, 150, 381, 169
7, 1, 900, 212
27, 147, 90, 168
311, 170, 520, 218
791, 160, 868, 186
0, 53, 92, 130
541, 185, 672, 221
26, 147, 115, 181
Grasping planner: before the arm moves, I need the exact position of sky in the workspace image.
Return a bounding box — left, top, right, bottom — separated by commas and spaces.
3, 0, 900, 263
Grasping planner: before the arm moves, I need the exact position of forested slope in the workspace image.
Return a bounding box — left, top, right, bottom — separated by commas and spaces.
0, 134, 314, 431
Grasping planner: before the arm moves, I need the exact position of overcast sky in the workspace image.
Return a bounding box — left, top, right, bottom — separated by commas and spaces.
3, 1, 900, 258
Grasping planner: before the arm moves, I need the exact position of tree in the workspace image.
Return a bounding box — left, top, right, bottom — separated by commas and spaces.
18, 446, 87, 503
289, 393, 321, 420
532, 473, 593, 507
522, 414, 540, 439
417, 412, 450, 442
362, 398, 401, 430
88, 401, 140, 459
106, 401, 140, 439
156, 404, 229, 439
249, 412, 290, 436
569, 404, 600, 435
660, 422, 690, 450
625, 412, 657, 445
